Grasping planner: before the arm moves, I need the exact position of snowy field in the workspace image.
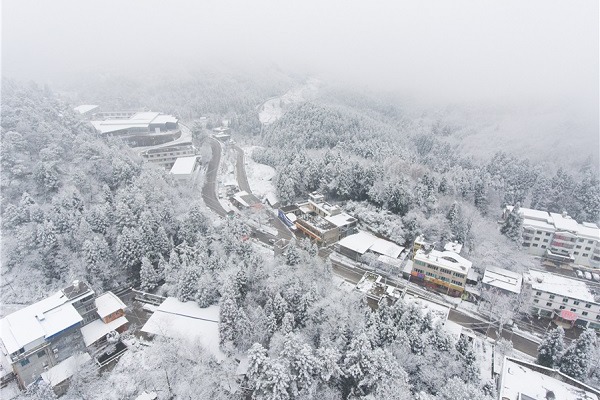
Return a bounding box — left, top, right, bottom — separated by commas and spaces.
243, 146, 277, 201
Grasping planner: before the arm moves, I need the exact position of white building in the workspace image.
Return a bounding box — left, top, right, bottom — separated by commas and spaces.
481, 266, 523, 295
73, 105, 99, 117
498, 357, 599, 400
169, 156, 199, 182
527, 269, 600, 330
337, 230, 404, 261
504, 206, 600, 269
411, 248, 472, 297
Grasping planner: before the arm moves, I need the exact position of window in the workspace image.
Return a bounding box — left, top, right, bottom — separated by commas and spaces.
589, 240, 594, 244
37, 350, 45, 358
534, 237, 540, 241
574, 252, 580, 255
582, 311, 588, 316
576, 245, 582, 249
559, 305, 565, 310
570, 308, 576, 312
585, 304, 592, 308
546, 302, 553, 307
20, 358, 29, 367
543, 239, 549, 243
585, 247, 591, 251
545, 232, 551, 236
597, 315, 600, 320
549, 295, 555, 299
541, 245, 546, 249
536, 291, 542, 296
574, 301, 580, 306
583, 254, 589, 257
533, 244, 538, 247
536, 230, 542, 235
534, 299, 539, 304
562, 298, 568, 303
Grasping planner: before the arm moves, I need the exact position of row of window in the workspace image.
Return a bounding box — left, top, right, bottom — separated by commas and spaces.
534, 292, 595, 309
528, 230, 596, 245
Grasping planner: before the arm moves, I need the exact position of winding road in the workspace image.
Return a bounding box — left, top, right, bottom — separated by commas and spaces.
201, 138, 227, 217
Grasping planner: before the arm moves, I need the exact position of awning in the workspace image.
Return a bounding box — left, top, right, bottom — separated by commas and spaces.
559, 310, 577, 321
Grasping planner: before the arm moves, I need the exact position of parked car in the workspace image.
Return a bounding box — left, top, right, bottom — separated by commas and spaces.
592, 273, 600, 282
576, 270, 584, 279
584, 271, 592, 280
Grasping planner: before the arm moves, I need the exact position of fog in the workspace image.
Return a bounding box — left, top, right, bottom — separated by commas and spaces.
2, 0, 598, 121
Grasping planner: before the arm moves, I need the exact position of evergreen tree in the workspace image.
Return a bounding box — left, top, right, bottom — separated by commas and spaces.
559, 328, 596, 380
176, 261, 201, 302
537, 327, 564, 368
140, 257, 160, 291
500, 203, 523, 243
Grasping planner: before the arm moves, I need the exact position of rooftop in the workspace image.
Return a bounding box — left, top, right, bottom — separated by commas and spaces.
74, 105, 99, 114
499, 357, 599, 400
324, 212, 357, 228
403, 293, 450, 323
508, 206, 600, 240
338, 231, 404, 258
170, 156, 198, 176
443, 241, 463, 254
80, 315, 128, 347
528, 269, 597, 303
41, 352, 91, 387
95, 292, 127, 319
141, 298, 224, 361
482, 266, 523, 294
414, 249, 472, 274
91, 112, 178, 134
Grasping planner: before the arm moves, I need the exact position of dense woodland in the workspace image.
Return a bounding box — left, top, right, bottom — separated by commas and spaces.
2, 78, 599, 399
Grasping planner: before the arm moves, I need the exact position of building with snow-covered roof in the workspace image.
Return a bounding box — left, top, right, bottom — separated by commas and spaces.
411, 248, 472, 297
91, 111, 180, 147
503, 206, 600, 269
169, 156, 199, 182
481, 266, 522, 295
141, 298, 225, 362
498, 356, 599, 400
337, 231, 404, 261
74, 104, 99, 117
527, 269, 600, 330
0, 281, 95, 389
41, 352, 92, 396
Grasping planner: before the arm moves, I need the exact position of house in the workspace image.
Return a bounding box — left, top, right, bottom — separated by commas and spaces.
0, 281, 95, 389
40, 352, 92, 396
141, 297, 225, 361
481, 266, 523, 295
169, 156, 199, 182
337, 231, 404, 262
80, 292, 128, 348
498, 356, 599, 400
503, 206, 600, 269
527, 269, 600, 330
230, 191, 262, 210
411, 248, 472, 297
305, 192, 358, 239
139, 141, 196, 169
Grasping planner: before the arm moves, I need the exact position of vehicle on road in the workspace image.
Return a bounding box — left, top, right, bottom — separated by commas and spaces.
577, 270, 584, 278
593, 273, 600, 282
584, 271, 592, 280
268, 238, 276, 244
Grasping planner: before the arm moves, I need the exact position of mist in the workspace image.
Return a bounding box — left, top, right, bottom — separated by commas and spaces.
2, 0, 598, 138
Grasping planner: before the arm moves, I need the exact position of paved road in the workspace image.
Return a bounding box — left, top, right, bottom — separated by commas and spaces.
201, 138, 227, 217
329, 254, 542, 357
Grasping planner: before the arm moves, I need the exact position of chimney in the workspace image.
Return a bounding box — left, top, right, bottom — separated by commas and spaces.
562, 210, 568, 218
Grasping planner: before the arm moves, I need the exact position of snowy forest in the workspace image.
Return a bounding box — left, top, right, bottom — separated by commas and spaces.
2, 73, 599, 399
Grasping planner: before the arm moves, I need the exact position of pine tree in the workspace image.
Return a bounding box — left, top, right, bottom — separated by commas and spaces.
176, 261, 201, 302
500, 203, 523, 243
140, 257, 160, 291
559, 328, 596, 380
537, 327, 564, 368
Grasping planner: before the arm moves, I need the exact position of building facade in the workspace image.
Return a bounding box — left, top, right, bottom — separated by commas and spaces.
527, 270, 600, 330
504, 206, 600, 269
411, 249, 472, 297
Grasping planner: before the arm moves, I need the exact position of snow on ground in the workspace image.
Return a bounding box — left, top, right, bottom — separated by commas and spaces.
243, 146, 277, 200
472, 336, 495, 382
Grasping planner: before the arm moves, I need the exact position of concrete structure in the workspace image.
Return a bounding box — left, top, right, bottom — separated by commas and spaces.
527, 269, 600, 330
337, 230, 404, 262
169, 156, 199, 182
503, 206, 600, 269
411, 248, 472, 297
74, 105, 99, 117
230, 191, 262, 210
481, 266, 523, 295
91, 111, 180, 147
140, 141, 195, 169
80, 292, 128, 348
498, 357, 599, 400
0, 281, 95, 389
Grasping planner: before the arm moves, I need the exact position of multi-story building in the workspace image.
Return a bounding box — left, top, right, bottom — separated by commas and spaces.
139, 141, 196, 169
0, 281, 95, 389
411, 248, 472, 297
503, 206, 600, 269
0, 282, 129, 391
527, 269, 600, 330
91, 111, 180, 147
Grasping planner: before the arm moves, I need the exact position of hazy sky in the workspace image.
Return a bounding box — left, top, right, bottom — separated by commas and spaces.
2, 0, 598, 109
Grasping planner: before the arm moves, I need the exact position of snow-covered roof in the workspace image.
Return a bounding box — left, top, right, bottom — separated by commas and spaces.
265, 192, 278, 206
338, 231, 404, 258
550, 212, 581, 233
170, 156, 198, 176
377, 254, 404, 269
151, 114, 178, 125
141, 298, 224, 361
74, 105, 99, 114
522, 218, 555, 231
91, 112, 178, 134
414, 249, 472, 275
499, 357, 599, 400
80, 316, 128, 347
443, 320, 462, 340
0, 287, 89, 355
95, 292, 126, 319
509, 205, 600, 240
482, 266, 523, 294
41, 352, 91, 387
443, 241, 463, 254
324, 213, 357, 228
135, 392, 158, 400
528, 270, 596, 303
